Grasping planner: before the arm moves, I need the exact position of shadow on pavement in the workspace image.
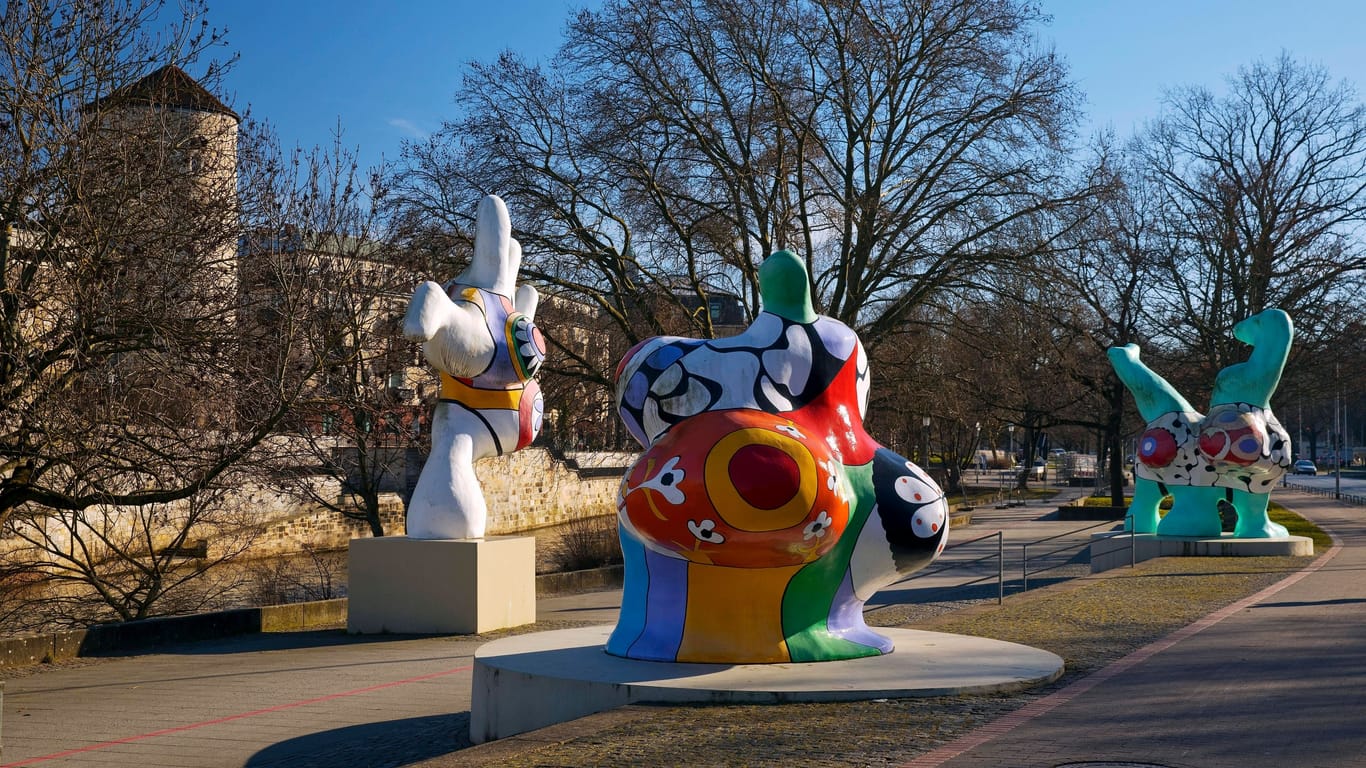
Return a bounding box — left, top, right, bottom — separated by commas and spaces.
245, 712, 472, 767
113, 629, 457, 658
1253, 597, 1366, 608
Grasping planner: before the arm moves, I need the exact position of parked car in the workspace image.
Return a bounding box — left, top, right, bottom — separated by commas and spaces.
1293, 460, 1318, 475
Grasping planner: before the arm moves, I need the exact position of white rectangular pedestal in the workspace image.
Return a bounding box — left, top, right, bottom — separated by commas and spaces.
347, 536, 535, 634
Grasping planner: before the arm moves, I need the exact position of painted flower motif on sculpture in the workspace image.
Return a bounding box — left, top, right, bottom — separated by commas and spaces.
688, 518, 725, 543
507, 314, 546, 381
819, 457, 848, 502
636, 456, 687, 505
625, 450, 688, 505
803, 510, 833, 540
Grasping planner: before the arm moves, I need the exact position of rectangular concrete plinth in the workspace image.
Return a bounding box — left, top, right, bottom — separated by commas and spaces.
347, 536, 535, 634
1091, 532, 1313, 573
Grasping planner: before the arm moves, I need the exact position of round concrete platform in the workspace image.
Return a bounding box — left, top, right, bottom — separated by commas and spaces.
470, 625, 1064, 743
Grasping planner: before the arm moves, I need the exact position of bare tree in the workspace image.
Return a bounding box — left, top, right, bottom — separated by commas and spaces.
0, 1, 316, 531
1138, 54, 1366, 372
389, 0, 1097, 399
2, 483, 259, 629
1021, 147, 1163, 502
0, 2, 404, 631
242, 135, 422, 537
937, 281, 1110, 489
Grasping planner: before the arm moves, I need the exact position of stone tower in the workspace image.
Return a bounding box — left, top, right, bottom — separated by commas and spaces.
79, 66, 243, 427
81, 65, 241, 301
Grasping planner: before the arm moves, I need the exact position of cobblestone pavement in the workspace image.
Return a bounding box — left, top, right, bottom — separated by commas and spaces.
1, 491, 1357, 767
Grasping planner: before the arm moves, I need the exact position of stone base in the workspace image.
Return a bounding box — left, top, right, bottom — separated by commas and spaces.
1090, 531, 1313, 573
347, 536, 535, 634
471, 625, 1064, 744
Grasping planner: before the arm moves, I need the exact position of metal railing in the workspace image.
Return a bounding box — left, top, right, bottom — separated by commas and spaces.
1126, 514, 1136, 568
1021, 517, 1132, 592
885, 514, 1135, 608
1283, 480, 1366, 506
902, 529, 1005, 604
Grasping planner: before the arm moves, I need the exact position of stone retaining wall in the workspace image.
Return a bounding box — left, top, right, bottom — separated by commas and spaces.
254, 447, 625, 553
250, 496, 409, 556
0, 599, 348, 669
2, 448, 628, 563
478, 448, 624, 533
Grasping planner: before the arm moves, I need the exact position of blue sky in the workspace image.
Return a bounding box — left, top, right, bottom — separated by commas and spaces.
206, 0, 1366, 174
208, 0, 580, 170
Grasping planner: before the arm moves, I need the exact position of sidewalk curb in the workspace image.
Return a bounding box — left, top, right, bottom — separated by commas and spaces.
0, 561, 630, 671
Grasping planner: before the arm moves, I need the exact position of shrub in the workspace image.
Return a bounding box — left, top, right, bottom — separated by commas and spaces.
548, 512, 622, 573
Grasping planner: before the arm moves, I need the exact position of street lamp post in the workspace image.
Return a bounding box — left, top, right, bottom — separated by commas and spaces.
973, 421, 982, 476
1335, 364, 1342, 500
921, 415, 932, 471
1007, 424, 1015, 466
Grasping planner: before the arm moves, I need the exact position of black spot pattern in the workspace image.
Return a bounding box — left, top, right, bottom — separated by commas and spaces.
871, 448, 947, 574
1135, 404, 1293, 493
617, 316, 853, 445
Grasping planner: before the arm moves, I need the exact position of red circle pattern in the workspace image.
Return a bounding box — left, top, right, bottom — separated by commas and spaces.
620, 409, 848, 569
729, 443, 800, 510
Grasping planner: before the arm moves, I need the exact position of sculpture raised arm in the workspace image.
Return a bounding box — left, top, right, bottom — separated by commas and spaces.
1212, 309, 1292, 408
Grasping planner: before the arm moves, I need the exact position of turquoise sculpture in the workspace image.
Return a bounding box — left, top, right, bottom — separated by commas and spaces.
1108, 309, 1293, 538
609, 251, 950, 663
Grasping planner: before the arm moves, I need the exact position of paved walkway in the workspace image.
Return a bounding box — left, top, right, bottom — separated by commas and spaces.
1, 632, 485, 767
0, 491, 1360, 767
909, 491, 1366, 768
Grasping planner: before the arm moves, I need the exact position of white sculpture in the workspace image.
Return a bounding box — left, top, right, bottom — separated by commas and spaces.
403, 195, 546, 539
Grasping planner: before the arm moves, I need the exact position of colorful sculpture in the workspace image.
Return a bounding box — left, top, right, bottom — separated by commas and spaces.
609, 251, 949, 664
403, 195, 546, 539
1108, 309, 1293, 538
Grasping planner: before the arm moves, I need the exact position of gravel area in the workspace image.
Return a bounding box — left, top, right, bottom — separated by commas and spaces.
453, 554, 1312, 768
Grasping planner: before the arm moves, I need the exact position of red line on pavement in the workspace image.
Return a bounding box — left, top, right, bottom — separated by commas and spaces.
900, 522, 1344, 768
0, 664, 473, 767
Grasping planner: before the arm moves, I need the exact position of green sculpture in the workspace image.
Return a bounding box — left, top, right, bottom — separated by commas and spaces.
1108, 309, 1293, 538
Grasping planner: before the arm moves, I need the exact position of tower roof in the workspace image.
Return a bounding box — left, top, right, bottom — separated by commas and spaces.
84, 65, 239, 120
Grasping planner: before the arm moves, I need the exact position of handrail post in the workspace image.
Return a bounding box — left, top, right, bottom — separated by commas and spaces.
997, 531, 1004, 604
1126, 514, 1136, 569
